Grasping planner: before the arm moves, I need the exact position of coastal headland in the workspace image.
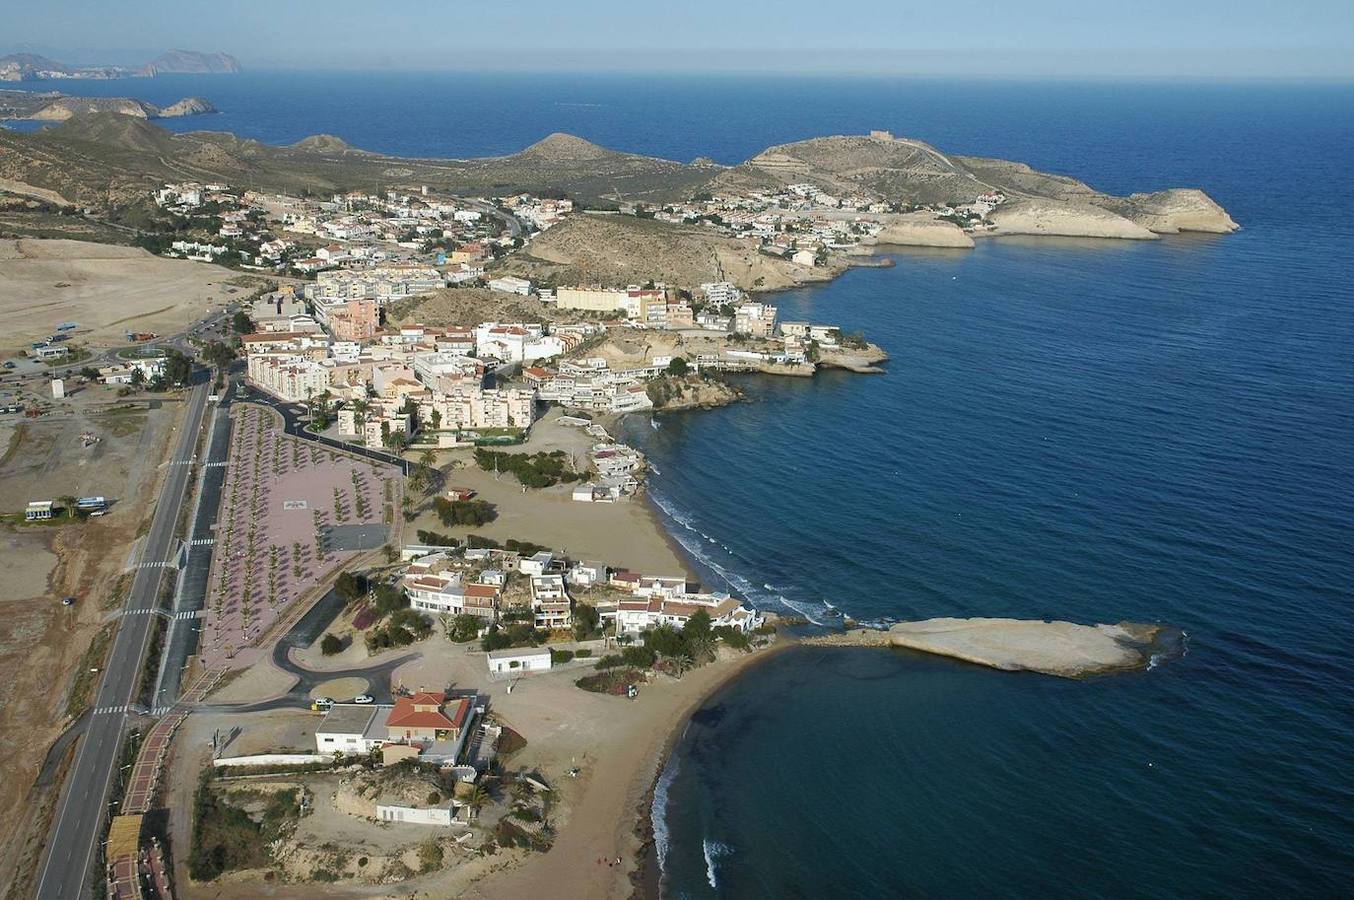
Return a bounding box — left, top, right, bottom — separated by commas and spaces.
806, 617, 1174, 677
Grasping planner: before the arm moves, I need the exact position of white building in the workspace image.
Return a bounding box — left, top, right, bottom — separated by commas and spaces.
487, 647, 552, 675
487, 276, 532, 295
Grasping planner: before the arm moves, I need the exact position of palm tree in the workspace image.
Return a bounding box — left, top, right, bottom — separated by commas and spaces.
462, 785, 488, 814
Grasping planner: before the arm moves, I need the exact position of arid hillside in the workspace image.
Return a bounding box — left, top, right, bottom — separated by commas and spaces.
493, 213, 837, 291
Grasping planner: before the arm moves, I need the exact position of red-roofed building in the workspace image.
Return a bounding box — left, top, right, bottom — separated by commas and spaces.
387, 692, 468, 742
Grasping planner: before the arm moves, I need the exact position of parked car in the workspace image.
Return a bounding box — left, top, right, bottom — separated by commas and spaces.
311, 697, 334, 711
61, 596, 75, 606
353, 694, 375, 704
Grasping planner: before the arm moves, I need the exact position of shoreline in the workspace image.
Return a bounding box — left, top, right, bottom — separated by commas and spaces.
628, 639, 794, 899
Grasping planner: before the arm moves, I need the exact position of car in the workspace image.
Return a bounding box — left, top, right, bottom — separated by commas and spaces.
311, 697, 334, 711
353, 694, 375, 704
61, 596, 75, 606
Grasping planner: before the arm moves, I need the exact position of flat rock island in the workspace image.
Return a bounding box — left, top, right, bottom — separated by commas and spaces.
812, 617, 1171, 677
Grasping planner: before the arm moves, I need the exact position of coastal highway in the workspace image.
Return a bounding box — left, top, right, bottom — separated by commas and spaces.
34, 376, 212, 900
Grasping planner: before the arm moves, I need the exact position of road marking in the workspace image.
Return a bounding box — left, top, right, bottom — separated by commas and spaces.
187, 537, 215, 546
93, 705, 129, 715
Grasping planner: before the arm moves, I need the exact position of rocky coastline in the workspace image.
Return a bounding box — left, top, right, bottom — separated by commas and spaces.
805, 617, 1175, 677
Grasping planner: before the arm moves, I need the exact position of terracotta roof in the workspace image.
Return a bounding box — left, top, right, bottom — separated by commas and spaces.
465, 584, 499, 598
388, 695, 454, 730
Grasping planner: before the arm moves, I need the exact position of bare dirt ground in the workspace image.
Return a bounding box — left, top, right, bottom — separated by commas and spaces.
0, 238, 249, 356
0, 396, 181, 900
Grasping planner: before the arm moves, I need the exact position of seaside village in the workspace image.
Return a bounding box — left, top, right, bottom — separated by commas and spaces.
77, 177, 834, 891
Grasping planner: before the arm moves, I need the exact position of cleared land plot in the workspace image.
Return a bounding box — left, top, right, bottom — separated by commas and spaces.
0, 238, 245, 356
0, 400, 178, 895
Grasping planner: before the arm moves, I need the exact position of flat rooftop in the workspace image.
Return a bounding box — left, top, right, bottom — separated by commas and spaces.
316, 704, 381, 735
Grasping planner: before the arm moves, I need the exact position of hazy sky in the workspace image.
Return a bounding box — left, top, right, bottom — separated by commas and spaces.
7, 0, 1354, 78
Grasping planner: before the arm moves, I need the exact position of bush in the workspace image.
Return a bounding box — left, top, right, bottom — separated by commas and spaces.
576, 668, 643, 695
426, 791, 441, 805
433, 497, 496, 527
474, 449, 582, 488
713, 625, 751, 650
320, 633, 343, 656
482, 622, 541, 652
418, 838, 444, 871
621, 645, 657, 668
644, 625, 690, 659
594, 654, 624, 670
575, 648, 592, 658
550, 648, 575, 664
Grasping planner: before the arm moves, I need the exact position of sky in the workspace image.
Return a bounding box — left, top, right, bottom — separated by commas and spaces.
5, 0, 1354, 78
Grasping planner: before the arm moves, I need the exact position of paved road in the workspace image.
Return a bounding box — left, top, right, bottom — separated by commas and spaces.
34, 376, 212, 900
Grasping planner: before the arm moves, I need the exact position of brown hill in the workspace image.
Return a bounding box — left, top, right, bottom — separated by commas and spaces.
494, 213, 837, 291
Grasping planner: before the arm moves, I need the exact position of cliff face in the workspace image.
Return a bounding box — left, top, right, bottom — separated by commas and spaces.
25, 96, 215, 121
647, 374, 743, 411
988, 198, 1158, 240
156, 97, 217, 118
28, 97, 159, 121
874, 214, 975, 248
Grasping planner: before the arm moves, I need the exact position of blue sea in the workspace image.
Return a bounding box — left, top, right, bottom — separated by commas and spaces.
20, 71, 1354, 896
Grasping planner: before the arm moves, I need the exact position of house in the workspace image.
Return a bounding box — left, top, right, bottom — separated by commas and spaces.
530, 574, 570, 629
569, 561, 607, 587
487, 276, 532, 295
519, 551, 554, 576
315, 704, 390, 754
386, 692, 470, 744
487, 646, 552, 675
25, 500, 55, 521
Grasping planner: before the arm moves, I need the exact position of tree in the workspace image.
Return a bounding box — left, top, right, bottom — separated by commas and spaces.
429, 408, 442, 431
231, 310, 255, 334
666, 356, 690, 377
572, 602, 600, 641
163, 350, 193, 386
682, 609, 714, 659
78, 366, 100, 380
336, 571, 368, 603
462, 785, 488, 813
129, 367, 146, 387
320, 633, 343, 656
202, 340, 235, 370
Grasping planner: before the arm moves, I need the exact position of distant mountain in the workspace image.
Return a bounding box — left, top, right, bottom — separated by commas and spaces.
0, 49, 239, 81
0, 53, 127, 81
137, 50, 240, 76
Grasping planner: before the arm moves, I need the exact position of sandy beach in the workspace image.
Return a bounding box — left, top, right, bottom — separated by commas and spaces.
406, 413, 693, 580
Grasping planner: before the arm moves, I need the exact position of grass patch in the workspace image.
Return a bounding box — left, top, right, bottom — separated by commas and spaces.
67, 622, 117, 719
189, 768, 301, 880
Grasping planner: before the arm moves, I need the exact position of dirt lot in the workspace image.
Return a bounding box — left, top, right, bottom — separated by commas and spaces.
0, 238, 251, 356
0, 396, 182, 900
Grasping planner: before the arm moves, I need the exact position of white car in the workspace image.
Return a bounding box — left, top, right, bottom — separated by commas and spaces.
353, 694, 375, 704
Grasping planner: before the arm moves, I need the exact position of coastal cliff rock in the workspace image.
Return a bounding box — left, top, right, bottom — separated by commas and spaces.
157, 96, 216, 118
646, 374, 743, 410
875, 214, 975, 248
808, 617, 1168, 677
988, 198, 1158, 240
26, 95, 215, 121
1105, 189, 1240, 234
137, 50, 240, 76
27, 97, 158, 121
885, 618, 1164, 676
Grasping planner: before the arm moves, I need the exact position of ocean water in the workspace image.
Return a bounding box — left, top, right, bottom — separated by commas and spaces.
17, 72, 1354, 896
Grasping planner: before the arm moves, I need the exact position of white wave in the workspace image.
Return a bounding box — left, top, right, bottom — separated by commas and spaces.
651, 757, 677, 877
649, 491, 841, 626
1147, 653, 1161, 671
703, 838, 732, 890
